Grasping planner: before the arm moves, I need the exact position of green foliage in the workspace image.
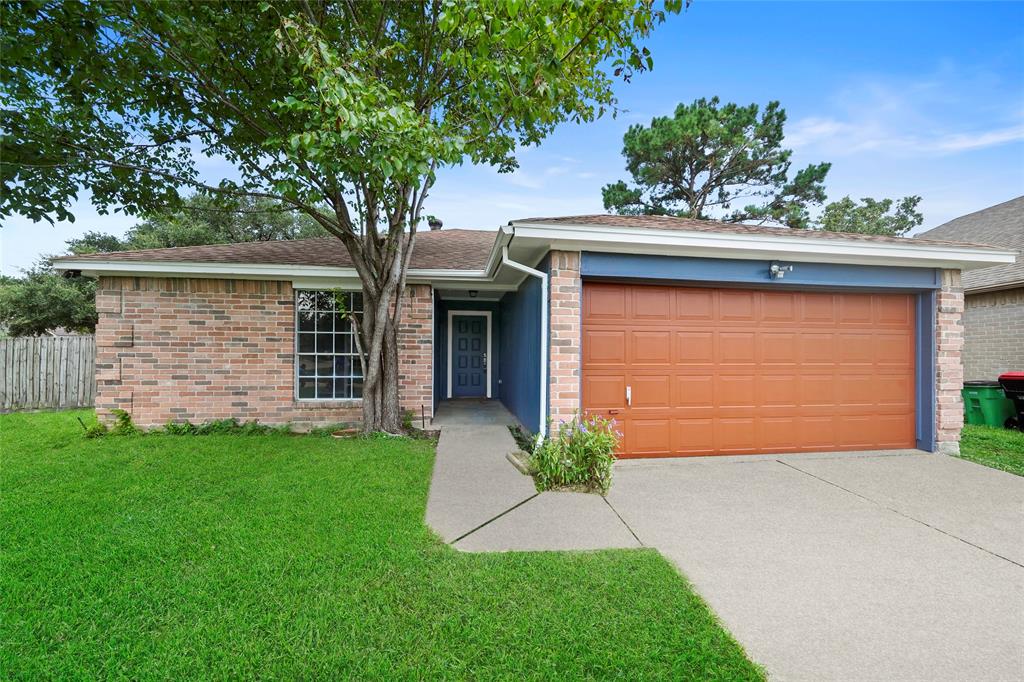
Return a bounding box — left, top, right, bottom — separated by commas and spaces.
959, 425, 1024, 477
532, 412, 620, 494
109, 409, 139, 436
0, 260, 96, 335
2, 409, 763, 679
602, 97, 831, 229
819, 195, 924, 236
65, 195, 327, 255
159, 418, 292, 437
82, 422, 108, 439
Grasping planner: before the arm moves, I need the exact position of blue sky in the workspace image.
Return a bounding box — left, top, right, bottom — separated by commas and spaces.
2, 1, 1022, 275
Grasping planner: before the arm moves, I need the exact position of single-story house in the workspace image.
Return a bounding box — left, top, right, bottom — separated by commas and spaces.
915, 196, 1023, 382
54, 215, 1016, 457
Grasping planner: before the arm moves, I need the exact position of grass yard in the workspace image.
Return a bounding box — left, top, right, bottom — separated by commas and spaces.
1, 411, 762, 680
959, 424, 1024, 476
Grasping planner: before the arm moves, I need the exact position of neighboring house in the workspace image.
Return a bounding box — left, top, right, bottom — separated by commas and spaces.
53, 215, 1015, 457
916, 196, 1024, 382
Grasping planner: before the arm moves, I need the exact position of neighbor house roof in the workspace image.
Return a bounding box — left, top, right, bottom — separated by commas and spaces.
54, 228, 498, 272
914, 196, 1024, 292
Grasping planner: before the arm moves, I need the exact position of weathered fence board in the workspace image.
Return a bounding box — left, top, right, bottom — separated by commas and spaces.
0, 336, 96, 411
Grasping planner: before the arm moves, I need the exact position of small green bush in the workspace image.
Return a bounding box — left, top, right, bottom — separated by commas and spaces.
83, 422, 108, 438
109, 409, 139, 436
531, 412, 620, 494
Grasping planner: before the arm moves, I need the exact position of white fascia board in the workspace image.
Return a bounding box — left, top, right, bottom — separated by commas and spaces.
510, 222, 1018, 270
53, 258, 493, 283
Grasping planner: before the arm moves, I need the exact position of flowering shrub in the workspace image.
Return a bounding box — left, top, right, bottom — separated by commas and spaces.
531, 412, 621, 494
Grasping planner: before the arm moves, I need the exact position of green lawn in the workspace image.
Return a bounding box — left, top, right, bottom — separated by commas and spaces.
1, 411, 761, 680
959, 424, 1024, 476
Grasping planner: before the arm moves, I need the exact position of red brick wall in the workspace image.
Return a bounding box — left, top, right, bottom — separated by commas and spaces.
95, 277, 432, 429
548, 251, 582, 433
935, 269, 965, 455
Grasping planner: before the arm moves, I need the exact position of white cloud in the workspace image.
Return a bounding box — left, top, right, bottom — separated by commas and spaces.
784, 67, 1024, 159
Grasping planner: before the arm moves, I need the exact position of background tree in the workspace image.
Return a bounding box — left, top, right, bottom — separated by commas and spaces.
818, 195, 923, 237
0, 260, 97, 336
66, 195, 327, 254
2, 0, 681, 432
602, 97, 831, 228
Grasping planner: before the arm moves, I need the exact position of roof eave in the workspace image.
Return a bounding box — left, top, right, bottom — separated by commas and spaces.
508, 221, 1017, 270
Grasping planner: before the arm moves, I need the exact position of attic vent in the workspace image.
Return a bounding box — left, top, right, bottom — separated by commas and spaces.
427, 216, 443, 231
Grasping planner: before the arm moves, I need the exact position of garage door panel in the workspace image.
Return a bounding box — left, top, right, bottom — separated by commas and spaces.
630, 330, 672, 364
583, 375, 626, 410
716, 418, 757, 453
760, 417, 799, 451
676, 331, 714, 363
583, 330, 626, 365
674, 375, 714, 407
875, 333, 913, 366
584, 283, 626, 320
674, 419, 715, 455
718, 332, 757, 364
676, 288, 715, 320
875, 295, 913, 326
762, 332, 798, 364
583, 284, 916, 457
800, 333, 836, 364
632, 286, 673, 320
838, 333, 874, 364
631, 419, 672, 455
761, 291, 798, 323
632, 375, 672, 408
720, 290, 757, 321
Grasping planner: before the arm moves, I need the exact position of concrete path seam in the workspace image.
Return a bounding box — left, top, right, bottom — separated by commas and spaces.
603, 496, 644, 547
449, 493, 540, 544
776, 459, 1024, 569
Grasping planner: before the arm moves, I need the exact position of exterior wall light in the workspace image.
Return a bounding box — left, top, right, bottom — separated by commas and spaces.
769, 262, 794, 280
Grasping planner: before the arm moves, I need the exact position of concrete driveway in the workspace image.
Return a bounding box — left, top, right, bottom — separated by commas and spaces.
607, 451, 1024, 682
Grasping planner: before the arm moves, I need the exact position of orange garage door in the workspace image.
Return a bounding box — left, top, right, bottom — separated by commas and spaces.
582, 282, 916, 457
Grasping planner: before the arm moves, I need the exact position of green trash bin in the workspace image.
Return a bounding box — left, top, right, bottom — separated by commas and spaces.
961, 381, 1016, 428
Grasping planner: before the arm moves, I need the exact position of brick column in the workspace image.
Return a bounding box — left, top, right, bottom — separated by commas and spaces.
398, 284, 434, 418
935, 269, 965, 455
548, 250, 582, 433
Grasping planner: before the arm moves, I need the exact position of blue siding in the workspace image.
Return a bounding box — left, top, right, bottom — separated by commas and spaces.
498, 270, 543, 433
581, 252, 942, 291
916, 292, 937, 451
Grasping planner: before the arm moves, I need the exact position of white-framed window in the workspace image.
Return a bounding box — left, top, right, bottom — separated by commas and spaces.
295, 290, 363, 400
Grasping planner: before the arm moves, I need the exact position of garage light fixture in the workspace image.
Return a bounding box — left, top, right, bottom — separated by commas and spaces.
769, 262, 794, 280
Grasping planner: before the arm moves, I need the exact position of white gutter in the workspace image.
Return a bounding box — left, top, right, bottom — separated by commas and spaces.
501, 245, 548, 440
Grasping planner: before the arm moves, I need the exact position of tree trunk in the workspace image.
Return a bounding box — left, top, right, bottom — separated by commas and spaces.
357, 281, 406, 435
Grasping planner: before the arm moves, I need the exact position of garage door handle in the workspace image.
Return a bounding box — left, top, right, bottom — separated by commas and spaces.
626, 385, 631, 407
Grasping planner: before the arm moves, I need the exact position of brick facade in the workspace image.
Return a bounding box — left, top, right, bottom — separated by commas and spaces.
95, 277, 432, 429
547, 250, 582, 432
962, 287, 1024, 382
935, 269, 965, 455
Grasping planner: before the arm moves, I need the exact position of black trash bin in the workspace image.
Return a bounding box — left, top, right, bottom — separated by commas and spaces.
997, 372, 1024, 431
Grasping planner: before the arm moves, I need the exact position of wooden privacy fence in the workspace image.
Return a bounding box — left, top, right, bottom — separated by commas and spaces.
0, 336, 96, 412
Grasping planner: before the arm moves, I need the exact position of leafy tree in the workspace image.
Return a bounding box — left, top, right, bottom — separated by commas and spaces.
0, 260, 97, 336
602, 97, 831, 228
818, 195, 923, 237
1, 1, 681, 432
66, 195, 327, 254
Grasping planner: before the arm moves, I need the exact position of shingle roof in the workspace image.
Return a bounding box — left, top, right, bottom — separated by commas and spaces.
512, 214, 1000, 250
55, 228, 499, 271
915, 197, 1024, 291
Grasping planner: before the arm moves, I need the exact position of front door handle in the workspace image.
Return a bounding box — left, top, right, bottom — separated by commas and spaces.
482, 352, 487, 369
626, 385, 631, 407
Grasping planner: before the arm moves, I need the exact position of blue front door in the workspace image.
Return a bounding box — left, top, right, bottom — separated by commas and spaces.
452, 315, 487, 397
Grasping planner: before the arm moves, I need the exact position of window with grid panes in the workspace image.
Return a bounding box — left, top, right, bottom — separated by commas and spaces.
295, 291, 363, 400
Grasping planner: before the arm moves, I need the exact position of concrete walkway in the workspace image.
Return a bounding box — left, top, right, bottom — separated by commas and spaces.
425, 424, 1024, 681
